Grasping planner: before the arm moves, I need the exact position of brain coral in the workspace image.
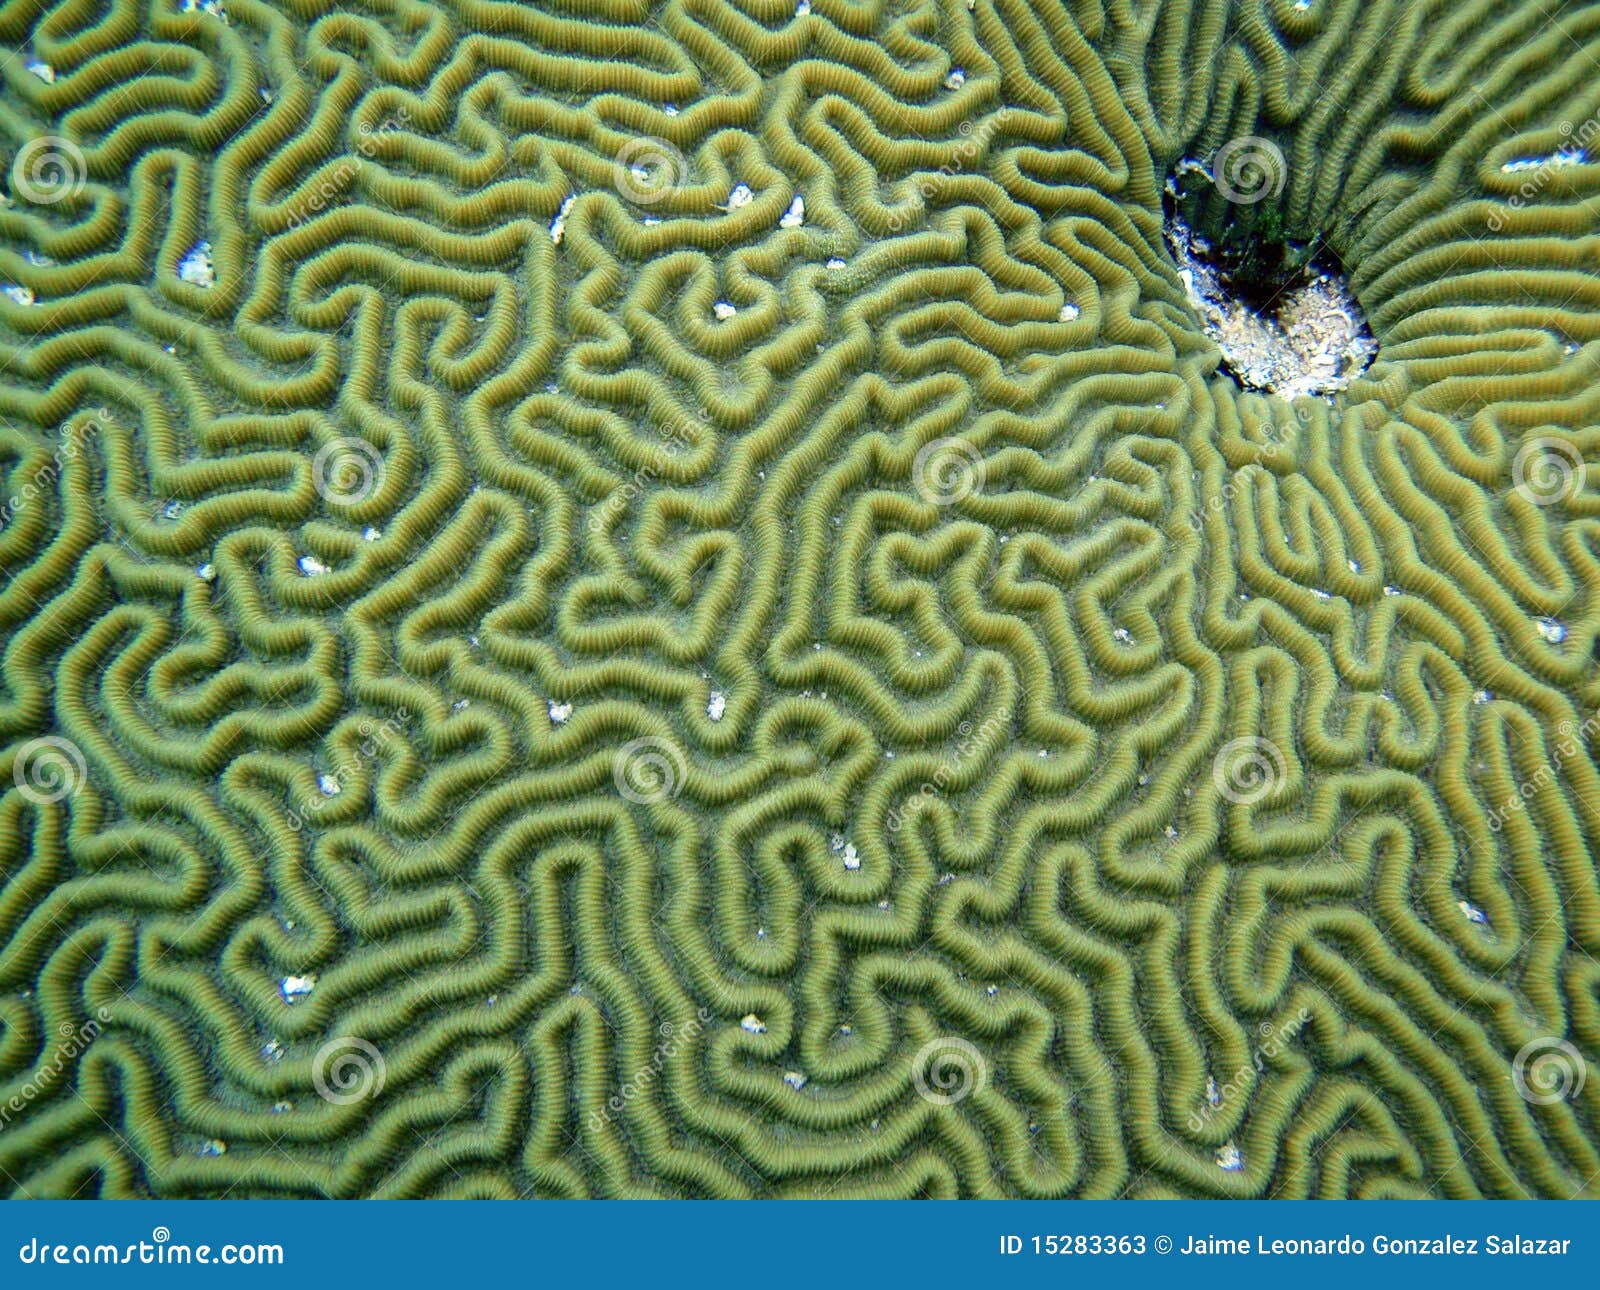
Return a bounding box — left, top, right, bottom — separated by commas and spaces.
0, 0, 1597, 1199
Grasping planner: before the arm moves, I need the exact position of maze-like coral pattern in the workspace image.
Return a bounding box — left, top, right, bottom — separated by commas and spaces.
2, 0, 1599, 1199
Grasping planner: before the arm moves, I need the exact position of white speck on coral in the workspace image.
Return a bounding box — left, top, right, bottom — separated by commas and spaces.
451, 698, 469, 713
163, 500, 184, 520
178, 241, 214, 288
4, 284, 36, 307
1383, 584, 1400, 597
1207, 1076, 1222, 1106
261, 1039, 285, 1062
1501, 150, 1585, 174
796, 0, 810, 12
198, 1139, 227, 1157
1535, 616, 1567, 644
1458, 900, 1490, 925
1165, 824, 1179, 840
1217, 1142, 1243, 1171
1059, 302, 1080, 321
26, 59, 54, 84
1347, 558, 1361, 572
741, 1014, 766, 1034
549, 193, 575, 244
945, 67, 966, 90
1312, 588, 1331, 600
361, 525, 380, 541
297, 554, 327, 576
1473, 689, 1493, 704
279, 974, 316, 1002
726, 182, 754, 210
713, 299, 737, 320
1112, 626, 1132, 644
197, 562, 215, 581
707, 690, 726, 721
826, 257, 846, 270
663, 103, 678, 116
317, 773, 340, 797
783, 1070, 807, 1091
548, 699, 573, 725
986, 984, 998, 997
780, 194, 805, 228
271, 1100, 292, 1113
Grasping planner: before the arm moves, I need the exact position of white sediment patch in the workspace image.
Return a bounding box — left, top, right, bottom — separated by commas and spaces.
1166, 217, 1376, 400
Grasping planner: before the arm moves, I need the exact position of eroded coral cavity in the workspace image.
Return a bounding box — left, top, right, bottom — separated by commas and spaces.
1167, 216, 1376, 400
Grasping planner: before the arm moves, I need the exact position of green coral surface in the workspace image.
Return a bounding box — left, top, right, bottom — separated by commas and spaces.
1, 0, 1598, 1199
